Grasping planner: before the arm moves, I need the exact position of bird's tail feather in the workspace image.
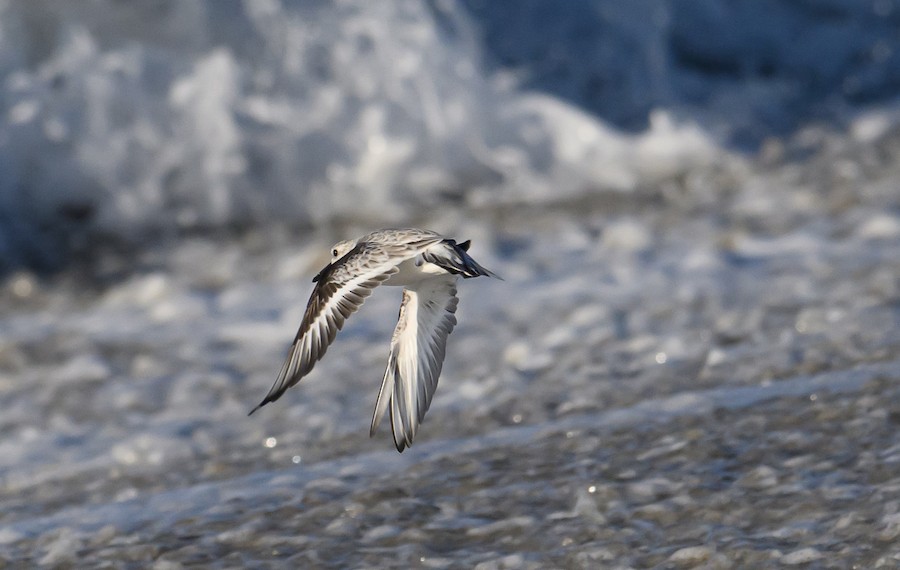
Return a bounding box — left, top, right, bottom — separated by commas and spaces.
424, 239, 502, 280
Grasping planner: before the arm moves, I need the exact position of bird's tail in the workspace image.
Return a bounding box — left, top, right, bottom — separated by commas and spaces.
424, 239, 502, 280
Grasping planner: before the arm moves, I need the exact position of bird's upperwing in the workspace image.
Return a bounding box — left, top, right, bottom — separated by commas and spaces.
250, 242, 405, 414
370, 276, 458, 452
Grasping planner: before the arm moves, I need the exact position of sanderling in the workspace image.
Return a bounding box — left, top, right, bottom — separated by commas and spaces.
250, 228, 500, 452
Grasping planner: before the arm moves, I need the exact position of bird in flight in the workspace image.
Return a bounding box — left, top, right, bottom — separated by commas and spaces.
250, 228, 500, 452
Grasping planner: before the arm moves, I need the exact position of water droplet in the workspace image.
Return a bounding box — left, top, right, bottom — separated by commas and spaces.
588, 485, 597, 493
655, 352, 667, 364
10, 274, 35, 298
512, 414, 522, 424
264, 437, 277, 448
292, 455, 302, 464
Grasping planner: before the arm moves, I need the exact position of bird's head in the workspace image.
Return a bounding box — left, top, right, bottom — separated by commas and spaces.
330, 239, 356, 262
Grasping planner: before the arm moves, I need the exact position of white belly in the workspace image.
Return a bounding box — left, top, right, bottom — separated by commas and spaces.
385, 257, 451, 286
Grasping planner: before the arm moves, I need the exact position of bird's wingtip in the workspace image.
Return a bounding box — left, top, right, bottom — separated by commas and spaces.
248, 401, 267, 416
488, 268, 504, 281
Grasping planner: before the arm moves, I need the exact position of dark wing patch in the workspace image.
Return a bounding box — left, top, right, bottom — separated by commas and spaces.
422, 240, 501, 279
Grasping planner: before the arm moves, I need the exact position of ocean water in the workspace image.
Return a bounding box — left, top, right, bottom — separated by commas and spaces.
1, 1, 900, 568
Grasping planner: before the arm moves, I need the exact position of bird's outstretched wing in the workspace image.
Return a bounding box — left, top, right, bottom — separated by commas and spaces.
370, 276, 458, 451
250, 242, 402, 414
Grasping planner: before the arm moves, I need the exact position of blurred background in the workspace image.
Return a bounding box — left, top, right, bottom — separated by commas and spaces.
1, 0, 899, 272
1, 0, 900, 567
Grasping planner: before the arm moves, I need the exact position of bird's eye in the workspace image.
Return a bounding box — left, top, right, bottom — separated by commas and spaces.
332, 248, 338, 256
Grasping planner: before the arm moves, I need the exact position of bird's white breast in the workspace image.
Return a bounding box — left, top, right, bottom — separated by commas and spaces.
384, 257, 449, 286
